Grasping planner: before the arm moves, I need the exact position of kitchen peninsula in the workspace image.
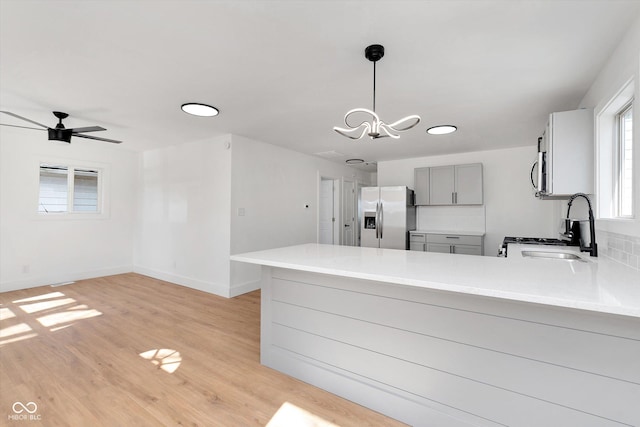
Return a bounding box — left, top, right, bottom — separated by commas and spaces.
231, 244, 640, 426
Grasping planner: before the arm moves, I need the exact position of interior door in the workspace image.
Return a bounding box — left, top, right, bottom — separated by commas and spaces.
333, 179, 340, 244
342, 180, 355, 246
319, 178, 334, 244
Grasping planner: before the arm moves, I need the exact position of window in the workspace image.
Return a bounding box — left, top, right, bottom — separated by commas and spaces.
39, 164, 101, 214
616, 102, 633, 217
596, 78, 634, 219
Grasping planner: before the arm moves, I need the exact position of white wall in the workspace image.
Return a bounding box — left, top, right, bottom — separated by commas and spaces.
377, 146, 557, 255
579, 13, 640, 238
134, 135, 233, 296
0, 126, 138, 291
229, 135, 374, 295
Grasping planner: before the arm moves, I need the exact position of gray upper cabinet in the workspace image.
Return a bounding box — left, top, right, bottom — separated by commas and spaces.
429, 166, 456, 205
454, 163, 483, 205
418, 163, 483, 206
414, 167, 430, 205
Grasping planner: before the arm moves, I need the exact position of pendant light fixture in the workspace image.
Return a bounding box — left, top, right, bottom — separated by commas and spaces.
334, 44, 420, 140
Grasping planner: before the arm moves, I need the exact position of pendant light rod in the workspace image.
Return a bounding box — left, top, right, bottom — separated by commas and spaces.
365, 44, 384, 112
372, 59, 376, 112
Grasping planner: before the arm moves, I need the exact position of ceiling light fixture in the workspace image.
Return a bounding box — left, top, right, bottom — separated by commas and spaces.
181, 103, 219, 117
426, 125, 457, 135
334, 44, 420, 140
345, 158, 365, 164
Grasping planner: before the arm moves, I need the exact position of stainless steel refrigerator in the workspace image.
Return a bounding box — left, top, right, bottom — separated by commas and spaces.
360, 186, 416, 249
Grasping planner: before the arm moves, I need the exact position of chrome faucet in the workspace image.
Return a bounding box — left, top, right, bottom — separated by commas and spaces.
563, 193, 598, 257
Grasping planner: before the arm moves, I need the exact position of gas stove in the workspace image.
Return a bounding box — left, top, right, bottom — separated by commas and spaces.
498, 236, 568, 257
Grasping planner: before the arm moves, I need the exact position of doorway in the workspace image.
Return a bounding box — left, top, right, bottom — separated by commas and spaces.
342, 179, 356, 246
319, 177, 339, 244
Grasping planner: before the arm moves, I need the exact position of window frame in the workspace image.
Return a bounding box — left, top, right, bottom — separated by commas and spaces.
595, 78, 634, 221
35, 158, 109, 220
615, 101, 633, 218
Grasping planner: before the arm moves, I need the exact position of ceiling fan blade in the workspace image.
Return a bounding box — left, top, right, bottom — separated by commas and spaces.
0, 111, 50, 129
0, 123, 47, 131
70, 126, 106, 134
74, 133, 122, 144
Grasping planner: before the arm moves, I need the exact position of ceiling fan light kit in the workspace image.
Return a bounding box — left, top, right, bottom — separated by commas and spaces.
0, 110, 122, 144
334, 44, 421, 140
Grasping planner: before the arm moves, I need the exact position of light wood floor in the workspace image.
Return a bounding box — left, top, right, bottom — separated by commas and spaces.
0, 273, 406, 426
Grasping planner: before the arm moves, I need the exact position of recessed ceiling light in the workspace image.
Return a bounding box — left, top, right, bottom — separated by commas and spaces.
345, 159, 365, 164
181, 103, 219, 117
426, 125, 457, 135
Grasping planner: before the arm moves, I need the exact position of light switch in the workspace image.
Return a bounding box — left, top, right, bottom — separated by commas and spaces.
237, 207, 245, 216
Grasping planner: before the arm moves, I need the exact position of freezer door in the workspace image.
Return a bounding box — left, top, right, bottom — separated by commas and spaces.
379, 186, 409, 250
360, 187, 380, 248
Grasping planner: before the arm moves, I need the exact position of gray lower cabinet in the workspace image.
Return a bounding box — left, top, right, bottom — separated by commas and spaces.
411, 232, 484, 256
410, 233, 427, 251
426, 243, 451, 254
409, 242, 425, 251
452, 245, 483, 256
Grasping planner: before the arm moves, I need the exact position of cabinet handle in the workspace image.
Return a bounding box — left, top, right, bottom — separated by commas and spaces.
451, 192, 455, 204
454, 192, 458, 204
445, 236, 460, 239
450, 245, 454, 253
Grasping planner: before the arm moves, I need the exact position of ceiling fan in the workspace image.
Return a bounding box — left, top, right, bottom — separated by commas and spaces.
0, 110, 122, 144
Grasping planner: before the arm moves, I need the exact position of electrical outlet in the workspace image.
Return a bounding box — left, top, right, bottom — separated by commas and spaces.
22, 265, 30, 274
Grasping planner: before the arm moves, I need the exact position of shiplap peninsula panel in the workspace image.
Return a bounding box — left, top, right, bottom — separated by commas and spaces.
263, 267, 640, 427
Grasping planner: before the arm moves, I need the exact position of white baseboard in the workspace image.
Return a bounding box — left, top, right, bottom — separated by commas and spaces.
229, 279, 261, 298
133, 265, 232, 298
1, 265, 261, 298
0, 265, 134, 293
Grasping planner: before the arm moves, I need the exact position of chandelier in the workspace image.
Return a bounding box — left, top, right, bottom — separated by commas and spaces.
334, 44, 420, 140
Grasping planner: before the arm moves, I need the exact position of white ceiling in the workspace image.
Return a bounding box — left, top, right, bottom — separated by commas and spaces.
1, 1, 638, 171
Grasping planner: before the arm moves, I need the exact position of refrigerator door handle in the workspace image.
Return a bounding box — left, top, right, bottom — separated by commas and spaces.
375, 202, 380, 239
379, 202, 384, 239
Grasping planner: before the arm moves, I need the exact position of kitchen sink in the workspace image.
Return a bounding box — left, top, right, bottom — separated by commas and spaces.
521, 250, 585, 261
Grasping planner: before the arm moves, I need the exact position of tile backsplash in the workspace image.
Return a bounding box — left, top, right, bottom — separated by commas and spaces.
596, 231, 640, 270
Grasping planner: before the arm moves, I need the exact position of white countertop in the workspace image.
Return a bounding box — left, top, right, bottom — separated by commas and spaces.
410, 230, 485, 236
231, 243, 640, 318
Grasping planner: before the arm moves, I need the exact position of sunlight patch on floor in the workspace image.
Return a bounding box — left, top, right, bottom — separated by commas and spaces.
139, 349, 182, 374
13, 292, 66, 303
0, 322, 38, 345
1, 291, 103, 346
266, 402, 340, 427
19, 298, 77, 314
50, 324, 75, 332
0, 322, 32, 337
37, 307, 102, 328
0, 307, 16, 320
